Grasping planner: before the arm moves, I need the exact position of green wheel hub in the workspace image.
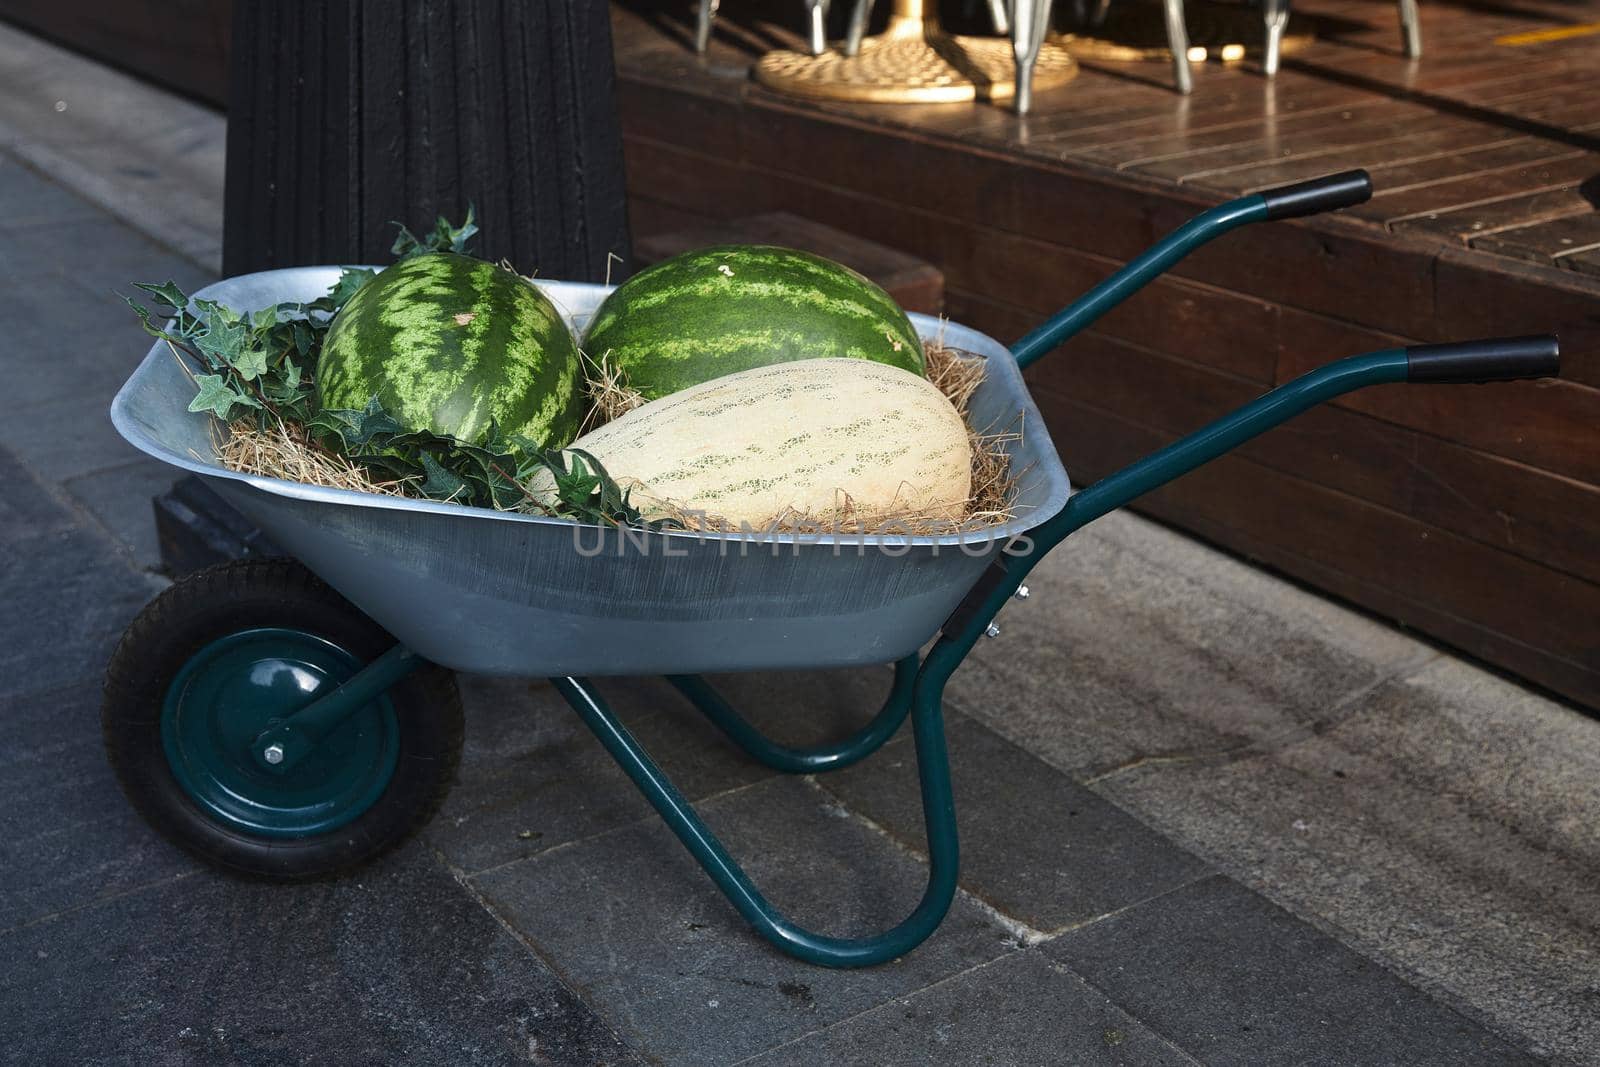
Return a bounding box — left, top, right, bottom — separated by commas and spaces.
161, 627, 401, 838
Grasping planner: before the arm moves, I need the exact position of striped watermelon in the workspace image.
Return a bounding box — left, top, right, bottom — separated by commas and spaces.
533, 358, 970, 526
317, 253, 585, 448
582, 245, 925, 399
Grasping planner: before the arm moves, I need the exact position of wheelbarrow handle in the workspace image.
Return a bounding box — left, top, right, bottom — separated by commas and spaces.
1009, 168, 1373, 369
945, 334, 1562, 654
1406, 335, 1560, 383
1259, 169, 1374, 220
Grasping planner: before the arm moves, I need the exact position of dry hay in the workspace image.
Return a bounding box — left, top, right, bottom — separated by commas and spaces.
216, 342, 1024, 535
214, 420, 410, 497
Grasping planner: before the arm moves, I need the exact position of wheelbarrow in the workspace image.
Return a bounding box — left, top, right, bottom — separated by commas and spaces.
105, 169, 1560, 968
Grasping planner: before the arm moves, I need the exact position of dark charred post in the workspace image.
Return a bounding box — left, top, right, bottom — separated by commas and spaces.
222, 0, 632, 279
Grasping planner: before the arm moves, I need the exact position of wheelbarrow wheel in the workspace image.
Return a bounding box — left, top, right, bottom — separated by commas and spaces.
102, 557, 462, 881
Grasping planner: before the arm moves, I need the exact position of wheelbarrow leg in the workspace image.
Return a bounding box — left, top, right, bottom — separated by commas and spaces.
553, 660, 960, 968
666, 654, 919, 773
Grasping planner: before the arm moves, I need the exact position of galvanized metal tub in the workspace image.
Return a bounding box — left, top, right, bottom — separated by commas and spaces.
111, 267, 1071, 676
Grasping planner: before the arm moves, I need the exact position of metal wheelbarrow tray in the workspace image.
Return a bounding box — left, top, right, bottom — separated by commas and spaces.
102, 170, 1564, 968
113, 273, 1071, 678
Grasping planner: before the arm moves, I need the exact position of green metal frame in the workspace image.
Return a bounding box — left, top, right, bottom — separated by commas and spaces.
1009, 195, 1269, 369
541, 349, 1411, 968
221, 186, 1425, 967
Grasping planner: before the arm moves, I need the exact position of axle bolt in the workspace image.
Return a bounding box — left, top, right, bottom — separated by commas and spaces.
985, 623, 1001, 638
263, 743, 285, 765
1015, 585, 1030, 600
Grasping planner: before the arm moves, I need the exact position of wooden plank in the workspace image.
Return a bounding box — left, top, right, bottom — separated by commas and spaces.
1135, 83, 1600, 187
1018, 322, 1423, 513
1410, 438, 1600, 586
1432, 246, 1600, 389
1565, 246, 1600, 278
1220, 113, 1600, 195
1378, 154, 1600, 228
1359, 141, 1592, 200
1031, 48, 1591, 160
614, 75, 745, 162
1471, 212, 1600, 266
1275, 343, 1600, 484
1038, 395, 1600, 709
619, 131, 1409, 381
1397, 185, 1597, 243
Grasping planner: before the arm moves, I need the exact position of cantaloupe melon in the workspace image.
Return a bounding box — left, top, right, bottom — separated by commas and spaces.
539, 358, 971, 527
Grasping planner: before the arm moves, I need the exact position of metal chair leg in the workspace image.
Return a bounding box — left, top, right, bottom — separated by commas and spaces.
1012, 0, 1054, 115
1262, 0, 1290, 75
1163, 0, 1193, 94
695, 0, 720, 53
845, 0, 875, 56
806, 0, 832, 55
1398, 0, 1422, 57
988, 0, 1012, 35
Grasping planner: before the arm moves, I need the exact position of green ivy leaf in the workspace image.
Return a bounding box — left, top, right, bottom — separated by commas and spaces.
187, 374, 259, 420
416, 453, 468, 501
231, 345, 270, 382
123, 294, 167, 338
391, 203, 478, 260
132, 280, 189, 310
291, 319, 316, 356
194, 318, 247, 370
308, 268, 377, 315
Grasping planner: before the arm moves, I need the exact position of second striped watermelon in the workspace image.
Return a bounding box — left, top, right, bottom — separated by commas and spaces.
582, 245, 925, 399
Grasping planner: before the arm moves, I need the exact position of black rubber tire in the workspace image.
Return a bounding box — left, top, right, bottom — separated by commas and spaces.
102, 557, 463, 881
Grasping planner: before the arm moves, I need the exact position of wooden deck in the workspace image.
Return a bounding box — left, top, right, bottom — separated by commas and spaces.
611, 0, 1600, 708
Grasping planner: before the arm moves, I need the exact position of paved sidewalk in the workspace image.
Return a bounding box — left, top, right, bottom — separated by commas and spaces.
4, 21, 1598, 1066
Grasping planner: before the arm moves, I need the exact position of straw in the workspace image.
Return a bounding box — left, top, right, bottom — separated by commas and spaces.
214, 342, 1021, 533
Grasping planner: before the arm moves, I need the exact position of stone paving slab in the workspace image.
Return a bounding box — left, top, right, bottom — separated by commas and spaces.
473, 776, 1017, 1066
64, 457, 177, 571
0, 391, 151, 485
0, 22, 226, 270
0, 153, 102, 230
741, 948, 1201, 1066
0, 850, 642, 1066
0, 680, 195, 932
0, 446, 74, 541
821, 716, 1213, 933
952, 511, 1436, 780
429, 674, 775, 875
1094, 656, 1600, 1065
3, 212, 214, 296
1045, 875, 1543, 1067
0, 522, 163, 701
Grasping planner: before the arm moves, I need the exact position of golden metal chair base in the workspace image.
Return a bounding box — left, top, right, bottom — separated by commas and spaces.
1064, 0, 1315, 62
754, 28, 1078, 104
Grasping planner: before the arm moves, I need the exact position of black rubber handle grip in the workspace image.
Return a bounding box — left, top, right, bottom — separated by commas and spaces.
1260, 169, 1373, 220
1406, 335, 1560, 383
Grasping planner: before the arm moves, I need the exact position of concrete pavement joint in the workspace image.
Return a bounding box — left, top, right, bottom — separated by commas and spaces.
430, 844, 647, 1061
0, 868, 200, 938
1080, 648, 1447, 788
459, 776, 778, 881
800, 774, 1055, 947
720, 949, 1031, 1067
